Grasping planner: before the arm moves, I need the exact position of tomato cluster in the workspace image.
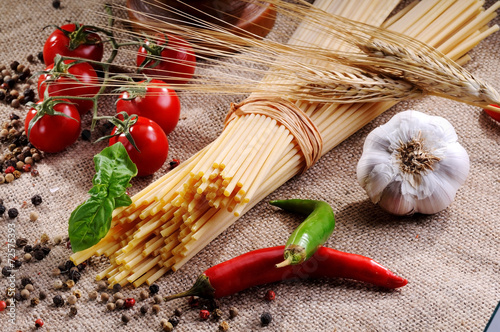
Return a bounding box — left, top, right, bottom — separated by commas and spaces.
26, 23, 195, 176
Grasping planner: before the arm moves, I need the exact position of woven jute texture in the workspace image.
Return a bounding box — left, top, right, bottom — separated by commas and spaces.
0, 1, 499, 331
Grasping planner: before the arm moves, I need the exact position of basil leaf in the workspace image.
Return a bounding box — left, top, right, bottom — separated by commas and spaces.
114, 193, 133, 208
68, 142, 137, 253
68, 197, 115, 253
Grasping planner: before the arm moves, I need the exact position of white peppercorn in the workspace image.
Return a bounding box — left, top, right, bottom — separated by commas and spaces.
113, 292, 124, 302
97, 281, 107, 291
106, 302, 116, 311
101, 292, 110, 302
88, 291, 98, 301
161, 319, 173, 332
53, 280, 63, 289
24, 253, 32, 262
25, 284, 34, 292
152, 304, 160, 314
29, 211, 39, 221
67, 295, 77, 305
115, 299, 125, 309
139, 289, 149, 300
21, 289, 30, 299
153, 294, 162, 304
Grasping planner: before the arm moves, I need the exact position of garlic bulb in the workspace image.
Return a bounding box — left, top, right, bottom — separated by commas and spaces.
356, 110, 470, 215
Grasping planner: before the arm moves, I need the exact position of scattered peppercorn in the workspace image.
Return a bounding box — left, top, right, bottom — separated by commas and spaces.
88, 291, 98, 301
140, 305, 149, 315
174, 308, 182, 317
121, 314, 130, 324
24, 253, 32, 262
101, 292, 110, 302
53, 280, 63, 289
31, 297, 40, 306
106, 302, 116, 311
2, 266, 12, 277
212, 308, 223, 320
168, 316, 180, 327
73, 289, 82, 299
153, 294, 162, 304
124, 297, 136, 308
33, 250, 45, 261
152, 304, 160, 314
41, 246, 51, 257
37, 52, 44, 63
16, 238, 28, 248
260, 312, 273, 326
115, 298, 125, 309
69, 269, 81, 282
169, 159, 180, 168
53, 295, 64, 307
69, 306, 78, 316
51, 268, 61, 276
219, 321, 230, 331
229, 307, 238, 319
39, 291, 47, 300
265, 290, 276, 301
24, 244, 33, 253
28, 211, 39, 221
52, 0, 61, 9
35, 318, 44, 328
97, 281, 107, 291
113, 292, 124, 302
0, 204, 5, 215
65, 280, 75, 289
139, 289, 149, 300
21, 277, 33, 287
160, 319, 173, 332
13, 259, 22, 269
7, 208, 18, 218
21, 289, 30, 300
77, 262, 87, 271
67, 295, 77, 305
149, 283, 160, 294
31, 194, 42, 206
200, 309, 210, 320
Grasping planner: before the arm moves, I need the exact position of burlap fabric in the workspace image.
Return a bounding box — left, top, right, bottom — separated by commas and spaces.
0, 1, 499, 331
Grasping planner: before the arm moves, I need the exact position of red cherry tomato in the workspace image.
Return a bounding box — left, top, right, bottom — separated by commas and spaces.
24, 100, 81, 153
116, 79, 181, 135
109, 116, 168, 177
38, 60, 100, 115
43, 24, 104, 66
137, 33, 196, 85
485, 104, 500, 122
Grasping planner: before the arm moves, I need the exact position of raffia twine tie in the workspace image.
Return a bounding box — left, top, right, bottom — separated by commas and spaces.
224, 97, 323, 172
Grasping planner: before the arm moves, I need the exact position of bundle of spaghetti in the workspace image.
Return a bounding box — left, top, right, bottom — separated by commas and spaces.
70, 0, 500, 288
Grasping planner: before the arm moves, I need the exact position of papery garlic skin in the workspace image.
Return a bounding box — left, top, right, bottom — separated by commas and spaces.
357, 110, 470, 215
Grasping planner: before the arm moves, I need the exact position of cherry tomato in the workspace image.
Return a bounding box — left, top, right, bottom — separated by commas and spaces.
485, 104, 500, 122
116, 79, 181, 135
43, 23, 104, 66
137, 33, 196, 85
109, 116, 168, 177
38, 60, 100, 115
24, 100, 81, 153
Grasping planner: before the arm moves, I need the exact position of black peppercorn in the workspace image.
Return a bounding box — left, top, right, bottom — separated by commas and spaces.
53, 295, 64, 307
149, 284, 160, 294
31, 194, 42, 206
140, 305, 149, 315
14, 291, 22, 302
69, 306, 78, 316
168, 316, 180, 327
37, 52, 44, 64
16, 238, 28, 248
0, 205, 5, 215
77, 262, 87, 271
10, 61, 19, 71
24, 244, 33, 253
5, 78, 15, 89
7, 208, 18, 219
52, 0, 61, 9
69, 269, 81, 283
39, 291, 47, 300
81, 129, 91, 141
32, 244, 41, 252
41, 247, 51, 257
21, 277, 33, 287
2, 266, 12, 277
33, 250, 45, 261
112, 283, 121, 292
10, 113, 20, 120
13, 259, 22, 269
260, 312, 272, 326
65, 260, 75, 271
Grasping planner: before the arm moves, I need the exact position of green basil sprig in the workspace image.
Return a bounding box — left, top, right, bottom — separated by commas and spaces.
68, 142, 137, 252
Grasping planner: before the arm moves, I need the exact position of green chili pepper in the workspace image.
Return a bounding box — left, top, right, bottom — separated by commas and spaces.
269, 199, 335, 268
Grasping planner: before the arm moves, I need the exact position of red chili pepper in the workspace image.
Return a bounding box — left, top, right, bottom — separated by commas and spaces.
165, 246, 407, 301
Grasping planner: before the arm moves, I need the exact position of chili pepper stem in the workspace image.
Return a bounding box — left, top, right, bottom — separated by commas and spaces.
164, 274, 216, 302
275, 256, 292, 268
